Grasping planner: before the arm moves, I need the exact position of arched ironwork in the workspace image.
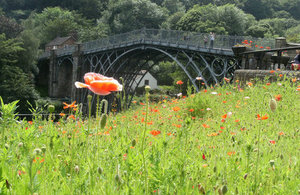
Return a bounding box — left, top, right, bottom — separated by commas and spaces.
74, 45, 238, 112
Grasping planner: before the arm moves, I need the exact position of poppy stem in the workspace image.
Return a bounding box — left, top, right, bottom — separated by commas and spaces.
141, 86, 150, 193
87, 95, 92, 132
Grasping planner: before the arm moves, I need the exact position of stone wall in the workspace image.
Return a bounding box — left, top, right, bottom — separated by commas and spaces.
234, 69, 300, 82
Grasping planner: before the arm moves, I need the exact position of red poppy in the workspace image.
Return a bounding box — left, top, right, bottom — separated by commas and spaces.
149, 130, 161, 136
269, 140, 275, 144
221, 114, 227, 119
275, 94, 282, 101
75, 72, 122, 95
202, 154, 206, 160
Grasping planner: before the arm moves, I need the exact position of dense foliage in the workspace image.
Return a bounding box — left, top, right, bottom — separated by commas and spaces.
0, 0, 300, 113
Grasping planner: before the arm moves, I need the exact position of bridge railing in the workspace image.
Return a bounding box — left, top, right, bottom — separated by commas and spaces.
40, 29, 276, 58
81, 29, 275, 53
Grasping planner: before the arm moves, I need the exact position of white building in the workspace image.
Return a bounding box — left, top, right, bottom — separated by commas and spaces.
131, 70, 158, 90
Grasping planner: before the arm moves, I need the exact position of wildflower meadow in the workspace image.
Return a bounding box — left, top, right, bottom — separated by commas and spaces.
0, 74, 299, 194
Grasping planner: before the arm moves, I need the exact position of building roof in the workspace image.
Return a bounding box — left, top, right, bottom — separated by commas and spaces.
45, 36, 74, 47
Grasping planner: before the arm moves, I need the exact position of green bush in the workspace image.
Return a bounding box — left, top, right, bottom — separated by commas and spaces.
0, 65, 39, 114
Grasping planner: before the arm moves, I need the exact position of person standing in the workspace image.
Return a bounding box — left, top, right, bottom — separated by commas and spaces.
209, 32, 215, 48
204, 35, 208, 48
291, 50, 300, 70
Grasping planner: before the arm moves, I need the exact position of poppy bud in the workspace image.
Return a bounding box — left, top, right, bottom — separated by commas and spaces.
131, 139, 136, 147
145, 85, 151, 93
33, 148, 42, 155
100, 113, 107, 129
280, 154, 283, 160
87, 95, 92, 102
198, 184, 205, 194
244, 173, 248, 179
222, 185, 228, 194
269, 98, 277, 112
41, 145, 46, 153
74, 165, 79, 174
115, 174, 121, 183
47, 105, 55, 113
18, 142, 23, 148
97, 167, 103, 175
269, 160, 275, 166
213, 166, 217, 172
5, 143, 9, 149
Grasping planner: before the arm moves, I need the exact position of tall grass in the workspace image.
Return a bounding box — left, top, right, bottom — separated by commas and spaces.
0, 75, 299, 194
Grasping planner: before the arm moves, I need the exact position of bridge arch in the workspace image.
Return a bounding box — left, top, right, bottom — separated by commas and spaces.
77, 44, 238, 110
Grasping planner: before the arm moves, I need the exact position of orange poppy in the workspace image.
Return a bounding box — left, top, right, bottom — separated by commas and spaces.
202, 124, 210, 128
270, 70, 275, 73
75, 72, 122, 95
278, 132, 284, 136
68, 115, 75, 120
227, 151, 236, 156
149, 130, 161, 136
207, 133, 219, 137
257, 114, 268, 120
63, 101, 77, 109
173, 106, 180, 111
176, 80, 184, 85
59, 113, 66, 117
269, 140, 275, 144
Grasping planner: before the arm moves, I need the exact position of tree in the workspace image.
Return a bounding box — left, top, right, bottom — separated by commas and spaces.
0, 34, 39, 114
245, 23, 273, 38
176, 4, 226, 34
161, 11, 184, 30
101, 0, 168, 34
162, 0, 185, 15
0, 33, 24, 68
242, 0, 278, 20
0, 14, 23, 38
18, 30, 40, 73
0, 65, 39, 114
258, 18, 299, 37
22, 7, 90, 47
280, 0, 300, 20
218, 4, 249, 35
79, 21, 109, 42
286, 24, 300, 43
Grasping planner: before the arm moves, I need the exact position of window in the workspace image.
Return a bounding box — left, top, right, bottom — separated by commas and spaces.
144, 79, 149, 85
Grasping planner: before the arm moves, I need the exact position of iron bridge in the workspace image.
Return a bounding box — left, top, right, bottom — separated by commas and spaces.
38, 29, 275, 111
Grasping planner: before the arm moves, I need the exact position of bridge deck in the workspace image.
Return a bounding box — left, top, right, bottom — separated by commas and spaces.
39, 29, 276, 59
